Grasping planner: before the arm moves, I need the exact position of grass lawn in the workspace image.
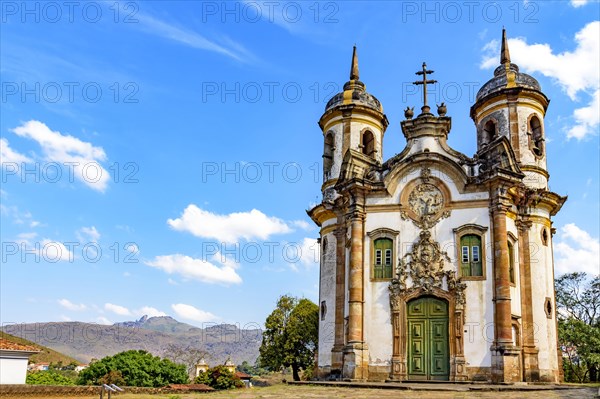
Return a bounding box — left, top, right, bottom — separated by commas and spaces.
2, 384, 597, 399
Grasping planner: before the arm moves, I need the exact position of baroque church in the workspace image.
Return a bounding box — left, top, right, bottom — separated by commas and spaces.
308, 30, 566, 383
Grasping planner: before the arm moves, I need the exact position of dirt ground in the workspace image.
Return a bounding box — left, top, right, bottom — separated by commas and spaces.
2, 384, 597, 399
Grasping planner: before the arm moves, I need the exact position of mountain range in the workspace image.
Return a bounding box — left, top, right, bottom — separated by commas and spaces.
1, 316, 262, 366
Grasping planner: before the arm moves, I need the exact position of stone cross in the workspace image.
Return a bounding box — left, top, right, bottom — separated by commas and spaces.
413, 62, 437, 115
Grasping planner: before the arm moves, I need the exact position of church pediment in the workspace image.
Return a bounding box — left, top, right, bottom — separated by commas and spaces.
382, 154, 472, 198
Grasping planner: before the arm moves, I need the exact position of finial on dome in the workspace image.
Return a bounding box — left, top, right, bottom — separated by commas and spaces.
350, 45, 359, 80
500, 28, 511, 65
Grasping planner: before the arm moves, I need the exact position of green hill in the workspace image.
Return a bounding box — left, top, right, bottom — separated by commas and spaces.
0, 331, 80, 365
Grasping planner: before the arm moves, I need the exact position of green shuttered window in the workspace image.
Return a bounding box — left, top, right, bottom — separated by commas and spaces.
459, 234, 482, 277
374, 238, 393, 279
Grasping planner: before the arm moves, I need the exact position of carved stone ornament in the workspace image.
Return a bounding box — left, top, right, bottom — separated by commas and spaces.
389, 230, 466, 310
404, 167, 451, 229
408, 183, 444, 217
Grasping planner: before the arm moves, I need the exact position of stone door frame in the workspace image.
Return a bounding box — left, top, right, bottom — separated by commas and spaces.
390, 287, 468, 381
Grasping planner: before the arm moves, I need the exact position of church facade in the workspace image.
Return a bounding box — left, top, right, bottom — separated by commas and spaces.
308, 31, 566, 383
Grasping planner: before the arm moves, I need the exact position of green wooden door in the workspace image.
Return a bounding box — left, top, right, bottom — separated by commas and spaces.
407, 297, 449, 380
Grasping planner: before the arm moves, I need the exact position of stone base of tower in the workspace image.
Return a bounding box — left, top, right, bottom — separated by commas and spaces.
342, 343, 369, 381
491, 346, 521, 383
522, 346, 540, 382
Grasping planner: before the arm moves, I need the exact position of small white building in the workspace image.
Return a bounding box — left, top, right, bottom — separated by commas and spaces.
0, 339, 40, 384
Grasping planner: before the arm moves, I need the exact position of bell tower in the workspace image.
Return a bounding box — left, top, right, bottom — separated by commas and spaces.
471, 29, 550, 189
319, 46, 389, 192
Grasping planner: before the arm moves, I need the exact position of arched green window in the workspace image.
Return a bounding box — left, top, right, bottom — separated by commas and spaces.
460, 234, 482, 277
374, 238, 393, 279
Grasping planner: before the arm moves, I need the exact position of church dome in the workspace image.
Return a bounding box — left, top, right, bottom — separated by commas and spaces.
476, 63, 542, 102
475, 29, 542, 103
324, 46, 384, 114
325, 81, 384, 113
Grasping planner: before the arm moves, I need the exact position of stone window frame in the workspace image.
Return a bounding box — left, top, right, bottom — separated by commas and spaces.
527, 113, 545, 159
320, 301, 327, 321
540, 227, 549, 246
511, 316, 522, 348
507, 232, 518, 287
367, 227, 399, 282
323, 130, 335, 179
453, 224, 488, 281
544, 297, 553, 319
359, 127, 377, 158
480, 116, 499, 146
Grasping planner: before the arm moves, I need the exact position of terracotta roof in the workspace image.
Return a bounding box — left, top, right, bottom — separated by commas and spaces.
235, 371, 252, 379
0, 338, 39, 352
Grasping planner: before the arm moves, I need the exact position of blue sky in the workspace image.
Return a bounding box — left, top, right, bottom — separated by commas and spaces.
1, 1, 599, 329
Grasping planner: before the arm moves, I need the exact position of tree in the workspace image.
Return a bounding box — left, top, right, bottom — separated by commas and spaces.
162, 343, 209, 379
556, 272, 600, 382
259, 295, 318, 381
77, 350, 189, 387
195, 365, 244, 390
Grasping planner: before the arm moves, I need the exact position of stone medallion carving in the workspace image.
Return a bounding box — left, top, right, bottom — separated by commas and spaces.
408, 183, 444, 217
402, 167, 451, 229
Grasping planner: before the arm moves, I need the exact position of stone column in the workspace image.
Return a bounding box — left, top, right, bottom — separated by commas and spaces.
347, 210, 364, 344
491, 200, 520, 383
331, 225, 347, 376
517, 219, 540, 381
342, 206, 368, 380
492, 204, 512, 347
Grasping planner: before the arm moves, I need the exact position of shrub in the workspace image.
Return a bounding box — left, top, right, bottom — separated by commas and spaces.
26, 370, 75, 385
194, 365, 244, 390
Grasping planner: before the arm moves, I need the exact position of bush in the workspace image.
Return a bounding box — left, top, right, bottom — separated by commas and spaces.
194, 365, 244, 390
77, 350, 188, 387
26, 370, 75, 385
99, 370, 126, 386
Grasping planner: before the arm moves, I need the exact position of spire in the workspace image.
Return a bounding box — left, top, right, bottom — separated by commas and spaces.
349, 45, 359, 80
500, 28, 511, 65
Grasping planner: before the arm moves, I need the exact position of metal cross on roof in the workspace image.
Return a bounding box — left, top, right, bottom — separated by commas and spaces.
413, 62, 437, 115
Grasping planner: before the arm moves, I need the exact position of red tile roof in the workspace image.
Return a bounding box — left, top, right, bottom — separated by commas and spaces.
0, 338, 40, 352
235, 371, 252, 379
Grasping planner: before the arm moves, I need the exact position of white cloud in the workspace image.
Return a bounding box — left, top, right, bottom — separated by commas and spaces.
568, 89, 600, 139
571, 0, 589, 7
58, 299, 87, 311
168, 204, 291, 242
39, 239, 74, 262
145, 254, 242, 285
171, 303, 218, 323
298, 237, 320, 269
0, 138, 32, 164
60, 315, 72, 321
292, 220, 313, 231
481, 22, 600, 140
96, 316, 112, 325
138, 306, 167, 318
77, 226, 100, 242
554, 223, 600, 276
104, 303, 132, 316
125, 243, 139, 254
11, 120, 110, 191
136, 12, 256, 64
